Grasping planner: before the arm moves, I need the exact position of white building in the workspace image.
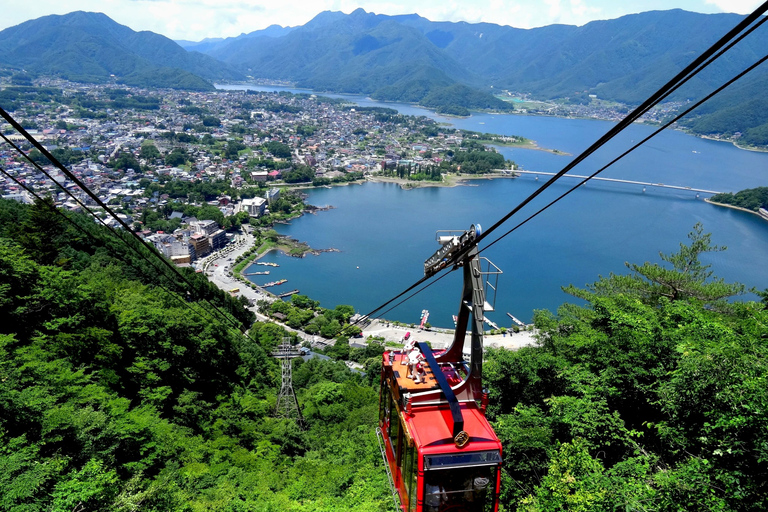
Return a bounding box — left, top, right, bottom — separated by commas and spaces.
242, 197, 267, 218
191, 219, 218, 236
251, 171, 269, 182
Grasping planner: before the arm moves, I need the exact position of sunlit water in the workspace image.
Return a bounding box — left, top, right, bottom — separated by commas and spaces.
221, 85, 768, 327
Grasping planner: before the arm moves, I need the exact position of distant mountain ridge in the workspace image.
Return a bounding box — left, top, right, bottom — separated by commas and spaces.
0, 9, 766, 143
0, 11, 244, 90
190, 7, 768, 144
176, 24, 297, 54
198, 8, 766, 101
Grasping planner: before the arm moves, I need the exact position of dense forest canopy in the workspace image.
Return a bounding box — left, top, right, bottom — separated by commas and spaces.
0, 198, 389, 510
486, 225, 767, 510
0, 195, 766, 511
711, 186, 768, 212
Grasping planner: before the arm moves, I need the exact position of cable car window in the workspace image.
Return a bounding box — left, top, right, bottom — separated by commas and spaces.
380, 383, 389, 424
403, 442, 417, 512
388, 395, 399, 457
424, 450, 502, 470
423, 465, 497, 512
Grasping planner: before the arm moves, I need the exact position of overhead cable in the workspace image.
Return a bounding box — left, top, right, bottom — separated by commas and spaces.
470, 1, 768, 254
0, 163, 238, 333
0, 125, 256, 341
479, 51, 768, 255
357, 2, 768, 321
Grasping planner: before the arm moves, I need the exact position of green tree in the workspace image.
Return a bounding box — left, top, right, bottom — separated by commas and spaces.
111, 152, 140, 171
264, 141, 292, 158
50, 459, 119, 512
283, 166, 315, 183
519, 439, 607, 512
164, 148, 188, 167
18, 197, 66, 265
291, 294, 320, 310
320, 319, 342, 339
202, 116, 221, 127
224, 141, 246, 160
568, 223, 744, 305
139, 143, 161, 160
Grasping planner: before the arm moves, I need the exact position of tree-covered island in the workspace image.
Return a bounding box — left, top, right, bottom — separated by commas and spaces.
709, 186, 768, 221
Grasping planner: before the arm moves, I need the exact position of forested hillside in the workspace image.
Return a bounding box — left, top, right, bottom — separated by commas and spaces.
1, 195, 766, 511
0, 12, 244, 90
711, 186, 768, 211
0, 198, 389, 511
486, 225, 768, 510
3, 8, 767, 135
201, 8, 768, 134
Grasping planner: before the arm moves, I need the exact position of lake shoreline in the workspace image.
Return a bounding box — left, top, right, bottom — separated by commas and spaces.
366, 172, 518, 189
220, 87, 768, 324
216, 82, 767, 154
698, 134, 768, 154
705, 198, 768, 223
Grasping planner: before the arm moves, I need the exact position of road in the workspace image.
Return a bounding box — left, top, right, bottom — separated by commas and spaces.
514, 170, 722, 195
201, 231, 331, 347
361, 319, 537, 352
202, 229, 536, 352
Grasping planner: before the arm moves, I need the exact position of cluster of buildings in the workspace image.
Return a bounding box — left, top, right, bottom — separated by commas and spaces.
0, 78, 500, 265
0, 78, 471, 200
143, 218, 229, 265
502, 91, 687, 124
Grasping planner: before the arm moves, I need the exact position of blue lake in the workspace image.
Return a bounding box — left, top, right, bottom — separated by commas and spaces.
227, 85, 768, 327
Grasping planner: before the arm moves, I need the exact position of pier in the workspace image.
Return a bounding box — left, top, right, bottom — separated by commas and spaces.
515, 170, 723, 195
243, 271, 270, 276
279, 289, 300, 298
262, 279, 288, 288
507, 312, 526, 328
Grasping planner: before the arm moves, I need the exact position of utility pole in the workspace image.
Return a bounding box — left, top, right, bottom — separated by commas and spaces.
273, 337, 304, 427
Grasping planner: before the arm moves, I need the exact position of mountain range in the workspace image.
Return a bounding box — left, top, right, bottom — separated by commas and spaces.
0, 9, 766, 143
199, 8, 766, 105
0, 11, 243, 91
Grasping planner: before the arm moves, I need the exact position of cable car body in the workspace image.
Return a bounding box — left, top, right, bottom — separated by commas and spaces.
378, 225, 503, 512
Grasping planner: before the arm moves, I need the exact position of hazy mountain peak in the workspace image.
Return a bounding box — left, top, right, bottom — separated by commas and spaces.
0, 11, 243, 89
304, 10, 349, 29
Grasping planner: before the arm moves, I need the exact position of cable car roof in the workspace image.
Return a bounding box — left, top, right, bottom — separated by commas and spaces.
405, 402, 501, 456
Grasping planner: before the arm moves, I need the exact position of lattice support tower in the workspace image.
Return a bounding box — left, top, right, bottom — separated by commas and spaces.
273, 337, 304, 426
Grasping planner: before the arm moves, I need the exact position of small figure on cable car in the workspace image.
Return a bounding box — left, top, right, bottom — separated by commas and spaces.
407, 347, 426, 384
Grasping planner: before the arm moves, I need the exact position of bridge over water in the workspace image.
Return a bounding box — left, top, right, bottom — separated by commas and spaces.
513, 170, 723, 195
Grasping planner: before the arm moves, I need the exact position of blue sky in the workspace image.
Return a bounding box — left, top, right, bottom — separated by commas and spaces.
0, 0, 762, 41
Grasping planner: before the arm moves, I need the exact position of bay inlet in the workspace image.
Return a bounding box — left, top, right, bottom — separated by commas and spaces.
231, 86, 768, 327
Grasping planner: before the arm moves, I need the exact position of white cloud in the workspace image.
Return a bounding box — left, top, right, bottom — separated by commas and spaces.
704, 0, 763, 14
0, 0, 748, 41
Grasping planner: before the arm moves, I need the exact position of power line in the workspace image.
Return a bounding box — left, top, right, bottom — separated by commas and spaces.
371, 269, 455, 318
356, 2, 768, 323
5, 2, 767, 342
472, 1, 768, 251
0, 162, 247, 338
0, 129, 256, 342
0, 108, 251, 335
479, 51, 768, 256
0, 162, 243, 334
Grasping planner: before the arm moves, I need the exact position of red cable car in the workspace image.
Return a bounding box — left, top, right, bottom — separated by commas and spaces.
378, 225, 503, 512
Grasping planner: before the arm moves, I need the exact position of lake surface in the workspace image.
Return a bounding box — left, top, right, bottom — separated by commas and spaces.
226, 85, 768, 327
